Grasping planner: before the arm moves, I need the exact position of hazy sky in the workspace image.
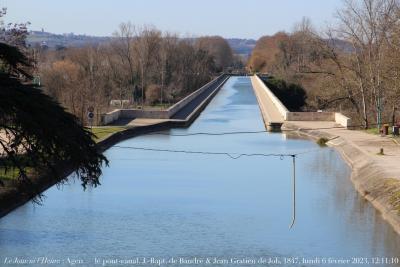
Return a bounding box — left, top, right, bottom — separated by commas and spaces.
2, 0, 342, 39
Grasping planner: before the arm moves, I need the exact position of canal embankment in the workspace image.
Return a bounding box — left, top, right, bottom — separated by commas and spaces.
283, 121, 400, 235
251, 74, 400, 235
3, 76, 399, 260
101, 74, 229, 125
0, 74, 230, 218
251, 75, 352, 129
250, 75, 286, 131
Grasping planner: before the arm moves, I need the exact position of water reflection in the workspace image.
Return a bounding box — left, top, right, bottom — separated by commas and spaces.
0, 77, 399, 266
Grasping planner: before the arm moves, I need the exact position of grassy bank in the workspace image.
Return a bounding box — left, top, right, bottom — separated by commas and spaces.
90, 126, 128, 141
0, 127, 125, 183
0, 168, 19, 181
363, 127, 393, 135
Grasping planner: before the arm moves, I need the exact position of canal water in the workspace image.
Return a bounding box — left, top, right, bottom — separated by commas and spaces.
1, 77, 400, 267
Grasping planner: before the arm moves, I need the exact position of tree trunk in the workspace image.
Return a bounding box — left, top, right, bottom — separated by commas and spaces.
361, 87, 368, 129
392, 105, 396, 126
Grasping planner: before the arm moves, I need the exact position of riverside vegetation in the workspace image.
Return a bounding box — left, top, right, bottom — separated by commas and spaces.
248, 0, 400, 129
0, 9, 107, 199
0, 8, 237, 200
3, 0, 400, 217
37, 24, 237, 125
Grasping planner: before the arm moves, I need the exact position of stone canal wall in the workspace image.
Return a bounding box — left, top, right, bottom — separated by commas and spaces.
101, 74, 229, 125
0, 75, 230, 218
252, 75, 289, 121
253, 75, 352, 129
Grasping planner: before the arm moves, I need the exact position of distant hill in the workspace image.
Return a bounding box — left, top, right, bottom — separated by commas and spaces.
226, 38, 256, 57
27, 31, 256, 56
27, 31, 111, 49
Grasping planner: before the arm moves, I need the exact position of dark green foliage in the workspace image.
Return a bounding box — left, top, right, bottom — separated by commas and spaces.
0, 43, 31, 77
0, 42, 108, 189
316, 137, 329, 147
263, 77, 307, 111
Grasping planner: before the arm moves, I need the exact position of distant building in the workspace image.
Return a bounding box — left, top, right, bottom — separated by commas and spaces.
40, 41, 48, 50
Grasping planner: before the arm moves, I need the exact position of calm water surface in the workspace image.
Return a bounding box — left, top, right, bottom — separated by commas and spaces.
1, 77, 400, 266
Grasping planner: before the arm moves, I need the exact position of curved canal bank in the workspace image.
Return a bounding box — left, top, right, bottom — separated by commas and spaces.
283, 121, 400, 236
1, 77, 400, 266
251, 74, 400, 237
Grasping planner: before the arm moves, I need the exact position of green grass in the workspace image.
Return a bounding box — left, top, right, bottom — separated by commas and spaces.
0, 127, 126, 182
90, 127, 127, 141
364, 127, 380, 135
0, 167, 33, 181
363, 126, 393, 135
0, 167, 19, 180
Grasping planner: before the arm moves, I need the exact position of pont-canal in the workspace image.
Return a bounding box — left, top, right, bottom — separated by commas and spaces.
1, 77, 400, 266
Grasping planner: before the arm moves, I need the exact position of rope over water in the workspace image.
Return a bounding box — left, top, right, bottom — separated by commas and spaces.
113, 145, 309, 228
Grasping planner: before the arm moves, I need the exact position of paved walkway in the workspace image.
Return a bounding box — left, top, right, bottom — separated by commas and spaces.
110, 77, 227, 126
113, 118, 170, 127
284, 121, 400, 178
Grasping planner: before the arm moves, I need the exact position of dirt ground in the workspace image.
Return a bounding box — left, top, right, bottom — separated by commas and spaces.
284, 121, 400, 179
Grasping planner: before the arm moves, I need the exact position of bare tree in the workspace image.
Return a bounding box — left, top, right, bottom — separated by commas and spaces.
133, 25, 162, 108
112, 22, 136, 107
336, 0, 399, 128
248, 0, 400, 128
38, 23, 219, 123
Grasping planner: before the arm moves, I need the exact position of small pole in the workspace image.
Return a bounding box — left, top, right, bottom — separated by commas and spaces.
289, 155, 296, 229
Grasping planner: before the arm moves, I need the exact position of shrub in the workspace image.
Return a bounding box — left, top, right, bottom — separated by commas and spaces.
263, 77, 307, 111
316, 137, 329, 146
146, 84, 161, 105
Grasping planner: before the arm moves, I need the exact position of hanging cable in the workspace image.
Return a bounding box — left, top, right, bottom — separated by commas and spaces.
113, 145, 297, 159
112, 145, 306, 228
289, 155, 296, 229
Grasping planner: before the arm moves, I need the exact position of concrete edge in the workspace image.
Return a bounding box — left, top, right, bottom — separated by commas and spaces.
0, 76, 230, 218
181, 76, 230, 126
167, 74, 225, 118
102, 74, 227, 124
254, 75, 289, 119
251, 76, 273, 128
251, 76, 284, 131
283, 122, 400, 235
